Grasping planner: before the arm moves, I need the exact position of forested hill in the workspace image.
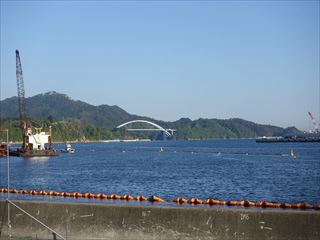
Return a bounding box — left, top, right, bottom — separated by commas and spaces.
0, 91, 138, 127
0, 92, 301, 141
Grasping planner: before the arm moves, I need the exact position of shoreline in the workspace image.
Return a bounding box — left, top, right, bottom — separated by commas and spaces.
7, 138, 260, 145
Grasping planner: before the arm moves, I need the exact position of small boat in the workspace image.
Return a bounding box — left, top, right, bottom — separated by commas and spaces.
61, 143, 75, 153
290, 149, 297, 159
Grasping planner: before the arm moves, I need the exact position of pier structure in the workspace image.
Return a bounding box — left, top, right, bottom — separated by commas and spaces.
0, 200, 319, 240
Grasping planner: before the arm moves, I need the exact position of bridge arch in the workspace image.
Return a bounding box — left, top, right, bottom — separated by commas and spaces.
116, 120, 172, 137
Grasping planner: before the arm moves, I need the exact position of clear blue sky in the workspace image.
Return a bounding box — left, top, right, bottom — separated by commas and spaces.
1, 1, 319, 130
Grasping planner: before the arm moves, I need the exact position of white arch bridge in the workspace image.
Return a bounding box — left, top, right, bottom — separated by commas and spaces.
115, 120, 176, 137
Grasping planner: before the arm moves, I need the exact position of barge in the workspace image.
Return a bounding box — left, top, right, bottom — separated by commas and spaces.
11, 126, 59, 157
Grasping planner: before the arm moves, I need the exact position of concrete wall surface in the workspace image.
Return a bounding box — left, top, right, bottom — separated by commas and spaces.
0, 200, 319, 240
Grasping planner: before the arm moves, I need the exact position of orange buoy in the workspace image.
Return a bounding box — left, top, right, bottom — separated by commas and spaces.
237, 200, 255, 207
227, 201, 238, 206
17, 189, 23, 194
95, 193, 107, 199
256, 201, 267, 208
121, 194, 134, 200
265, 202, 276, 208
72, 192, 83, 198
175, 197, 188, 204
49, 191, 58, 196
10, 188, 19, 194
30, 190, 39, 195
272, 203, 281, 208
204, 198, 220, 205
280, 203, 292, 208
84, 193, 95, 198
291, 203, 298, 209
188, 198, 203, 204
6, 187, 316, 211
21, 190, 28, 194
135, 195, 148, 201
293, 202, 311, 209
109, 194, 121, 200
148, 195, 165, 202
243, 200, 255, 207
60, 192, 71, 197
255, 201, 275, 208
60, 192, 67, 197
39, 190, 48, 195
66, 192, 72, 197
293, 202, 306, 208
304, 203, 313, 209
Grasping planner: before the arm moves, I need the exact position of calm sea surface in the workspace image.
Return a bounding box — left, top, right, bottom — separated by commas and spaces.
0, 140, 319, 205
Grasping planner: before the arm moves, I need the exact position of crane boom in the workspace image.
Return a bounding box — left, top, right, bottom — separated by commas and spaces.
16, 50, 28, 149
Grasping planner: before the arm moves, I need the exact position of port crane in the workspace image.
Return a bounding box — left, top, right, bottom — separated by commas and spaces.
14, 50, 58, 157
307, 111, 320, 134
15, 50, 29, 151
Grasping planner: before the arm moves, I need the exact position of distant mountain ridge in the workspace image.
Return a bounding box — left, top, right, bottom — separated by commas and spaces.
0, 91, 301, 140
0, 91, 139, 127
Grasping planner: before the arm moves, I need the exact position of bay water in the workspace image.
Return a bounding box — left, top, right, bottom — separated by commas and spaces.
1, 140, 319, 205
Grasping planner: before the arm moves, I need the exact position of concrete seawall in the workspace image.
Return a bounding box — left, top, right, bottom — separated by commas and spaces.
0, 200, 319, 240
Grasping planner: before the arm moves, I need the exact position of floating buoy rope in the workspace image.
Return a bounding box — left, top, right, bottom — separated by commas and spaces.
0, 187, 318, 210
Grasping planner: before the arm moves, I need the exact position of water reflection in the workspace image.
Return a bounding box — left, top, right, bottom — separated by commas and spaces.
23, 157, 50, 161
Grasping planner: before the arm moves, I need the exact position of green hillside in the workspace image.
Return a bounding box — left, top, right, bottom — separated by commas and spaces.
0, 92, 301, 142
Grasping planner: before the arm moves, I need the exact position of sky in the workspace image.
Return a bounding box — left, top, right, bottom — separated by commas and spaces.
0, 1, 319, 131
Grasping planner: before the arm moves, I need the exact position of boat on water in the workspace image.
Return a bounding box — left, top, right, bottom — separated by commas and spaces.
61, 143, 75, 153
8, 127, 60, 157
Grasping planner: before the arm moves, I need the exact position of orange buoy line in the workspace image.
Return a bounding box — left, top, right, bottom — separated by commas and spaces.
0, 187, 319, 210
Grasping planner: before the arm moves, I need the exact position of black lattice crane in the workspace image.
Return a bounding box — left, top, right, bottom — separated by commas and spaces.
16, 49, 29, 150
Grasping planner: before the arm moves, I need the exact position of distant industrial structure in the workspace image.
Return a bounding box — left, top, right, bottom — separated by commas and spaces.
307, 111, 320, 134
256, 112, 320, 143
